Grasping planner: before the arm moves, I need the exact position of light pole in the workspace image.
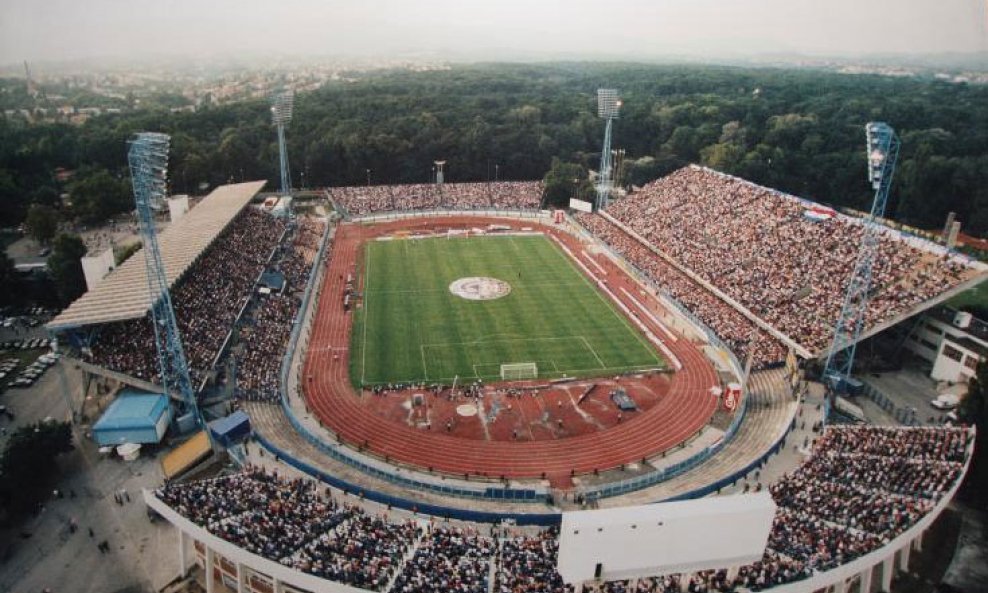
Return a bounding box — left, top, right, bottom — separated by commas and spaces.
366, 169, 371, 187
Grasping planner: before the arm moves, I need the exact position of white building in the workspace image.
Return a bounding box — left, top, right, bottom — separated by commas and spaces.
904, 307, 987, 384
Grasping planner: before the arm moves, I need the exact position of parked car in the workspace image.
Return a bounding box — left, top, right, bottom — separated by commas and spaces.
931, 394, 961, 410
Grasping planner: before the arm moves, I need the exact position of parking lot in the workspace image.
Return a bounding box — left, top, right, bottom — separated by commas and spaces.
0, 309, 181, 593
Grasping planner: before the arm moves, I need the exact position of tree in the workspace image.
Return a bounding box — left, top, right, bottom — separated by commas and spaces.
700, 142, 745, 174
542, 158, 590, 208
25, 203, 59, 244
114, 240, 142, 266
0, 421, 73, 523
2, 63, 988, 231
960, 361, 988, 507
0, 251, 21, 307
47, 233, 87, 305
69, 168, 131, 224
29, 185, 60, 208
0, 168, 24, 224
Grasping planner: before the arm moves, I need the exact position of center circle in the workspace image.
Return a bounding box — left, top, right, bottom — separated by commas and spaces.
449, 277, 512, 301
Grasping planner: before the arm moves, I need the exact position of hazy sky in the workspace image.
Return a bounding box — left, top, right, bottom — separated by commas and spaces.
2, 0, 986, 63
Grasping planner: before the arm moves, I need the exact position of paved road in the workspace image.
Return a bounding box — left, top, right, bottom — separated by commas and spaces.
0, 356, 179, 593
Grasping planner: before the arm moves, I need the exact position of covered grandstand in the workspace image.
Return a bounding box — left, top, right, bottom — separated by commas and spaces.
579, 165, 988, 367
48, 180, 267, 331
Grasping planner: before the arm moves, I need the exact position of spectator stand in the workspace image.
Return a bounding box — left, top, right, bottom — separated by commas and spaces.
597, 210, 809, 360
327, 182, 545, 221
348, 208, 547, 225
146, 425, 975, 593
200, 220, 291, 395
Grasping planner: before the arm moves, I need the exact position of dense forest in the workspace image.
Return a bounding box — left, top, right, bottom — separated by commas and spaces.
1, 62, 987, 234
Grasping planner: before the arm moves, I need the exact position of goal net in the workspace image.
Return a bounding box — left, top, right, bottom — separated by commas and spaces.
501, 362, 538, 381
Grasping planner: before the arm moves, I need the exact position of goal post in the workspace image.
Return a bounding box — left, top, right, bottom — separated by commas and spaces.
501, 362, 538, 380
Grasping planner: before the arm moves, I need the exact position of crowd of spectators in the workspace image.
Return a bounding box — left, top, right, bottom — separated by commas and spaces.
155, 425, 970, 593
495, 529, 571, 593
598, 166, 978, 355
392, 525, 495, 593
88, 208, 287, 385
157, 465, 417, 591
234, 217, 327, 403
575, 212, 786, 367
291, 507, 419, 590
764, 425, 967, 574
234, 295, 297, 402
329, 181, 543, 216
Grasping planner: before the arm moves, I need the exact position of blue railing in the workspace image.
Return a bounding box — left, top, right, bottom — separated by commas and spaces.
254, 431, 561, 526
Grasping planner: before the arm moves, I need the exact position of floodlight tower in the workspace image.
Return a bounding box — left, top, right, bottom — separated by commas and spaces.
271, 91, 294, 195
128, 132, 201, 429
596, 89, 621, 210
821, 122, 900, 407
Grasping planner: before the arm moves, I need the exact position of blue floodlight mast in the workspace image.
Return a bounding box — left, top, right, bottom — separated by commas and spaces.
596, 89, 621, 210
271, 91, 294, 195
128, 132, 201, 425
821, 122, 901, 405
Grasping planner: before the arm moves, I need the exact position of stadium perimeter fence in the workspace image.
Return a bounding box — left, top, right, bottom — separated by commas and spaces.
245, 209, 796, 524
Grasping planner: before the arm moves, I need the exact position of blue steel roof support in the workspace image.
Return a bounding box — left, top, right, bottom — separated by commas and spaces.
127, 132, 201, 426
822, 122, 901, 411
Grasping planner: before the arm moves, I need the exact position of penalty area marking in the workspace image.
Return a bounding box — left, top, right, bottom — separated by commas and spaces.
579, 335, 607, 369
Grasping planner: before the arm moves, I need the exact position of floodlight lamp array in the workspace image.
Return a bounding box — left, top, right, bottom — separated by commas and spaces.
128, 132, 171, 209
597, 88, 621, 119
271, 91, 294, 125
866, 122, 894, 190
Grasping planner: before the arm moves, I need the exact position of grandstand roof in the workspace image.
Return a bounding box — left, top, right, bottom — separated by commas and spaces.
48, 181, 266, 331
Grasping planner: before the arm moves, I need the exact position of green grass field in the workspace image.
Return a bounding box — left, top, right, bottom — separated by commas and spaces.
948, 282, 988, 313
350, 234, 665, 386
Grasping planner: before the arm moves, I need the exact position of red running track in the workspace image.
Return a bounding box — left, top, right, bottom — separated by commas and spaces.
302, 216, 721, 486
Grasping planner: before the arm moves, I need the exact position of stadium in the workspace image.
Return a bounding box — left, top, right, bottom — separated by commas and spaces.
49, 158, 983, 593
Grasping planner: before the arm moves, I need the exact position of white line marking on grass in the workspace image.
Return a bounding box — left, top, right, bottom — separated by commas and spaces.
548, 236, 663, 365
421, 335, 584, 348
420, 344, 429, 381
428, 362, 659, 384
360, 244, 372, 386
580, 335, 607, 369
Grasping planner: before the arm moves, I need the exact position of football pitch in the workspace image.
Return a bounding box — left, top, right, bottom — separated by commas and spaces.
350, 234, 666, 386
